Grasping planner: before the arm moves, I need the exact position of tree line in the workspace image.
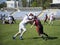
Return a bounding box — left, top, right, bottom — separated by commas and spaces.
22, 0, 52, 9
0, 2, 7, 9
0, 0, 52, 9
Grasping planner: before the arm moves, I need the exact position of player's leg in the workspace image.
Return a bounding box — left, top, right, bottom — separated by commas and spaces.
37, 27, 45, 39
19, 27, 26, 40
3, 20, 5, 24
51, 19, 53, 24
9, 19, 12, 24
13, 24, 22, 39
13, 32, 20, 39
40, 27, 48, 37
36, 26, 41, 36
49, 19, 51, 24
43, 33, 48, 37
44, 19, 47, 23
38, 27, 48, 40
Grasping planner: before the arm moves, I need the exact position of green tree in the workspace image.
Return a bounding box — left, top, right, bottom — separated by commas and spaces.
36, 0, 42, 7
0, 2, 7, 9
42, 0, 51, 9
43, 1, 50, 9
30, 0, 41, 7
22, 0, 27, 7
31, 1, 37, 7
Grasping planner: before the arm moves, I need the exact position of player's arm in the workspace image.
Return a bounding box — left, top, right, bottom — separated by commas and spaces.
30, 21, 35, 28
27, 19, 34, 22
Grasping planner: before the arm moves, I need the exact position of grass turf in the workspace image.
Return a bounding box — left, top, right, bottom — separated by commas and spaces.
0, 20, 60, 45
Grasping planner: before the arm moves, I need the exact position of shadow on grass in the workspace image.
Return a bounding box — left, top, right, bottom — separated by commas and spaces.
32, 36, 58, 40
47, 36, 58, 40
32, 37, 40, 39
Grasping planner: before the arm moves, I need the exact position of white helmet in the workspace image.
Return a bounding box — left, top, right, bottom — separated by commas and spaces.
28, 16, 33, 20
28, 12, 34, 16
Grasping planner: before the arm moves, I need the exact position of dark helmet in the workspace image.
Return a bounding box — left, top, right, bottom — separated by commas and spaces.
29, 13, 34, 16
34, 16, 37, 19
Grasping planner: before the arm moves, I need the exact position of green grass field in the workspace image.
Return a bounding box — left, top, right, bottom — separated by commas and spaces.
0, 20, 60, 45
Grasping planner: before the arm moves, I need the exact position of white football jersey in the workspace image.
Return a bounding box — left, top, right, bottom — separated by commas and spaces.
50, 15, 53, 20
20, 15, 29, 25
